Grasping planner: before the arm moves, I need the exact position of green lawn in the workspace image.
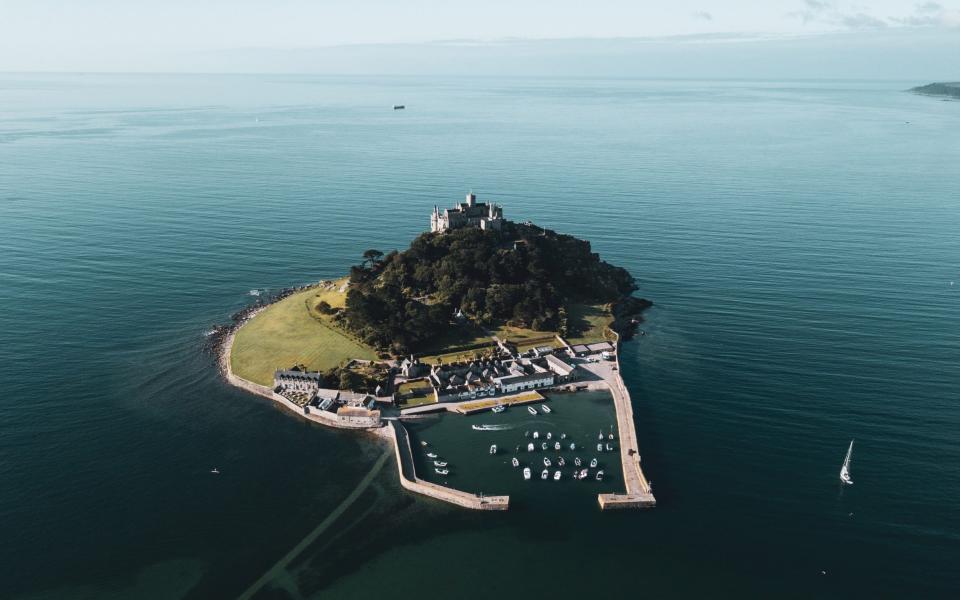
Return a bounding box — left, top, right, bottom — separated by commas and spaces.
490, 323, 557, 344
564, 303, 615, 345
230, 288, 377, 386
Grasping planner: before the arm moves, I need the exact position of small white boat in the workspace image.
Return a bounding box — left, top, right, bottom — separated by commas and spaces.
560, 433, 566, 439
543, 457, 552, 467
579, 468, 588, 479
598, 432, 604, 441
605, 443, 614, 452
541, 442, 548, 451
427, 452, 438, 458
590, 458, 598, 468
533, 431, 540, 439
554, 442, 561, 450
435, 468, 449, 475
489, 444, 497, 455
523, 467, 531, 480
512, 457, 520, 468
597, 443, 603, 452
569, 442, 576, 451
574, 457, 582, 467
541, 469, 549, 480
527, 442, 534, 452
608, 428, 614, 440
840, 440, 855, 485
542, 405, 552, 414
528, 406, 538, 415
595, 469, 604, 481
546, 432, 552, 440
420, 441, 428, 447
557, 457, 565, 467
433, 461, 447, 467
553, 470, 562, 481
491, 403, 506, 413
210, 468, 220, 475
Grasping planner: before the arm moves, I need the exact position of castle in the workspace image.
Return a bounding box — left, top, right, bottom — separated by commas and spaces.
430, 193, 505, 233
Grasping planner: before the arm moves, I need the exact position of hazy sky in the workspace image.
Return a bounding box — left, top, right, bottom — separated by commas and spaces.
0, 0, 957, 76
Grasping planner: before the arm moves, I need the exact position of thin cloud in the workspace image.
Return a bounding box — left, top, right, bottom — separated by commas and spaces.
692, 11, 714, 21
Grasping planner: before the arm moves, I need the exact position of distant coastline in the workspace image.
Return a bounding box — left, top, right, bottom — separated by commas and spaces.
909, 82, 960, 99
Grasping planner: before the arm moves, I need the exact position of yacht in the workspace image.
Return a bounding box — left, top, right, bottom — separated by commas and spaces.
569, 442, 576, 451
595, 470, 604, 481
512, 457, 520, 468
543, 457, 552, 467
541, 469, 549, 480
840, 440, 855, 485
557, 456, 566, 467
542, 405, 552, 414
541, 442, 548, 451
554, 442, 561, 451
574, 457, 582, 467
605, 443, 614, 452
528, 406, 538, 415
489, 444, 497, 455
427, 452, 438, 458
533, 431, 539, 439
590, 458, 598, 468
597, 443, 603, 452
553, 470, 562, 481
433, 461, 447, 467
527, 442, 534, 452
435, 468, 449, 476
523, 467, 531, 480
546, 432, 552, 440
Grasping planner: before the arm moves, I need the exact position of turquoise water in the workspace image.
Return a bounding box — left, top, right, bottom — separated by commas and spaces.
1, 74, 958, 598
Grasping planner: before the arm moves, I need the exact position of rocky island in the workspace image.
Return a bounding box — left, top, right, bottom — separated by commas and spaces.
219, 193, 655, 510
910, 82, 960, 99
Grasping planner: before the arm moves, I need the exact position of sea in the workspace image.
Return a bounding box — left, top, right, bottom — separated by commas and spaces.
0, 74, 957, 599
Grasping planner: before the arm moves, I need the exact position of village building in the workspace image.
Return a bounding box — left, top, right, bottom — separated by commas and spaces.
430, 192, 505, 233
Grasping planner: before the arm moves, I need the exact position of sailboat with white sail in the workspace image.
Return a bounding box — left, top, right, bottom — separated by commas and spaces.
840, 439, 854, 485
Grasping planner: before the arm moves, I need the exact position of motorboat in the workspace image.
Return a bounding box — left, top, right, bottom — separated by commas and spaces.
543, 457, 552, 467
420, 441, 428, 447
489, 444, 497, 455
528, 406, 538, 415
491, 403, 506, 413
427, 452, 438, 458
605, 443, 614, 452
554, 442, 561, 451
523, 467, 531, 480
569, 442, 576, 451
541, 442, 548, 451
546, 432, 552, 440
557, 456, 565, 467
579, 468, 588, 479
560, 433, 566, 440
435, 468, 449, 475
541, 469, 549, 480
210, 468, 220, 475
590, 458, 598, 468
512, 457, 520, 468
527, 442, 534, 452
542, 405, 552, 414
533, 431, 540, 439
597, 443, 603, 452
840, 440, 855, 485
574, 457, 582, 467
433, 461, 447, 467
554, 470, 562, 481
595, 470, 604, 481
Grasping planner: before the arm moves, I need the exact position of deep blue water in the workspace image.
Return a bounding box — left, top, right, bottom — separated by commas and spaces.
1, 74, 958, 599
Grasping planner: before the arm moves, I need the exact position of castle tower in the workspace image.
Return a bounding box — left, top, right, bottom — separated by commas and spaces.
466, 192, 476, 207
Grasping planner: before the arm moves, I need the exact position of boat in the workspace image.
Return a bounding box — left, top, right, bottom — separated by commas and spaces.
541, 442, 548, 451
598, 432, 604, 441
557, 457, 565, 467
579, 468, 588, 479
210, 468, 220, 474
543, 457, 552, 467
523, 467, 531, 480
840, 440, 855, 485
546, 432, 552, 440
597, 443, 603, 452
554, 442, 561, 450
491, 403, 506, 413
528, 406, 538, 415
569, 442, 576, 451
560, 433, 566, 439
542, 405, 552, 414
435, 468, 449, 475
512, 457, 520, 468
541, 469, 549, 480
608, 427, 615, 440
574, 457, 582, 467
433, 461, 447, 467
595, 469, 604, 481
554, 470, 562, 481
527, 442, 534, 452
590, 458, 598, 468
393, 104, 405, 110
605, 443, 614, 452
489, 444, 497, 455
427, 453, 438, 458
533, 431, 539, 439
524, 430, 530, 437
420, 441, 428, 447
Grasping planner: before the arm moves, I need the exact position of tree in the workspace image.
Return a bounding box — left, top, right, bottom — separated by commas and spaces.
362, 249, 384, 266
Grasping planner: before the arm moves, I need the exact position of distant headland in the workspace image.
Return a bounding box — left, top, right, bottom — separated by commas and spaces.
909, 82, 960, 99
215, 192, 656, 510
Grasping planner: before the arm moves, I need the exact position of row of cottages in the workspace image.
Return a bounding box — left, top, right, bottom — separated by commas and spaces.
422, 354, 580, 401
273, 369, 382, 428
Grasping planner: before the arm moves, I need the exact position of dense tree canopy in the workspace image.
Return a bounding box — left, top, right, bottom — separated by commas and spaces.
337, 221, 637, 354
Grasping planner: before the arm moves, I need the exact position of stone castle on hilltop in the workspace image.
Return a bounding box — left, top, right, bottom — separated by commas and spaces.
430, 192, 505, 233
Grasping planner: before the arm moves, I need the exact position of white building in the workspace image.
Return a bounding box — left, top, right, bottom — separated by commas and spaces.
430, 193, 505, 233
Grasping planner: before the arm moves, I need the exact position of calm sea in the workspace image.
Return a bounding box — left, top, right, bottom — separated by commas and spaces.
0, 74, 957, 599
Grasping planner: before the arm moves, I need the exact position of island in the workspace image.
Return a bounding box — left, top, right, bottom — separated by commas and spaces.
909, 82, 960, 99
217, 193, 656, 510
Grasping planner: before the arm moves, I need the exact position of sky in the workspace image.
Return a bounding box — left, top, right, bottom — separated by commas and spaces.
0, 0, 957, 77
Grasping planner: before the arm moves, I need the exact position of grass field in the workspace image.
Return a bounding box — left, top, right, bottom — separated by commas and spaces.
490, 323, 554, 343
564, 303, 615, 345
230, 288, 377, 386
